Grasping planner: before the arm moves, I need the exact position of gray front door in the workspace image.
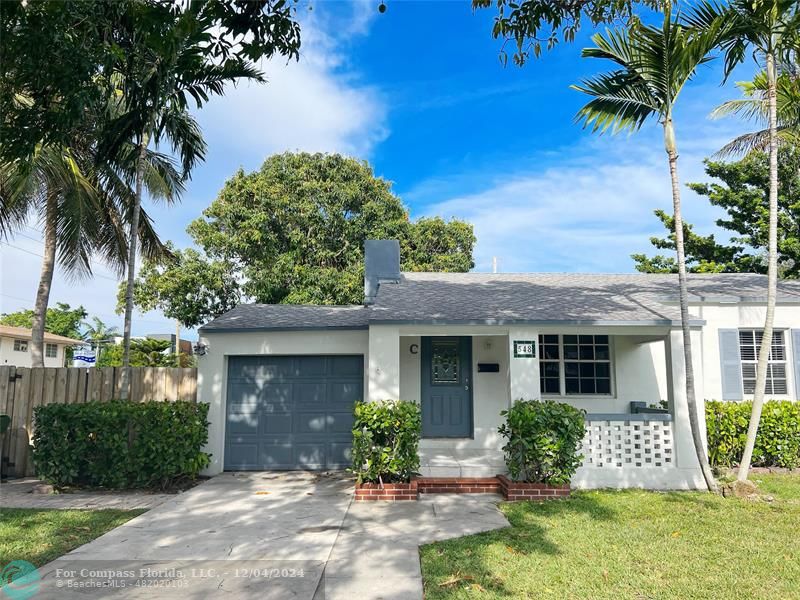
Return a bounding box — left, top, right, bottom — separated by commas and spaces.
225, 355, 363, 470
421, 337, 472, 437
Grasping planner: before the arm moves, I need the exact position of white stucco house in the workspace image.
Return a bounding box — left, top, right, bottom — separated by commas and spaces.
0, 325, 82, 368
197, 240, 800, 489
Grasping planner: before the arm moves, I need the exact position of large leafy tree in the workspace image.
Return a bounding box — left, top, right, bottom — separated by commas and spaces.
573, 8, 722, 491
120, 244, 240, 330
689, 0, 800, 483
633, 148, 800, 278
0, 302, 87, 341
472, 0, 661, 64
189, 152, 476, 306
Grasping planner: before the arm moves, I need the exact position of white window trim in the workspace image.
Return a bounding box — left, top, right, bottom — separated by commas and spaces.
539, 334, 616, 398
738, 328, 791, 398
45, 343, 58, 358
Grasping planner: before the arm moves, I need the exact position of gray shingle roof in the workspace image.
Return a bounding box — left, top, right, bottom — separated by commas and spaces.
200, 272, 800, 331
369, 273, 800, 325
200, 304, 369, 332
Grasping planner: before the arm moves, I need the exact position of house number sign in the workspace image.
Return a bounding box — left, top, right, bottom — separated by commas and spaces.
513, 340, 536, 358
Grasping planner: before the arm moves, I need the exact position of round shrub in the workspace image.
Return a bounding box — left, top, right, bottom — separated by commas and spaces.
32, 400, 210, 490
499, 399, 586, 484
706, 400, 800, 469
350, 400, 421, 484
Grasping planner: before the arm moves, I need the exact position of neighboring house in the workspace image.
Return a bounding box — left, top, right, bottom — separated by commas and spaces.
197, 240, 800, 489
0, 325, 83, 368
144, 333, 194, 356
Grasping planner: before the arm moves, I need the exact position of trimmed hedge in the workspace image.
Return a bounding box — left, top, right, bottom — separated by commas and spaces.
32, 400, 210, 489
706, 400, 800, 469
350, 400, 421, 484
499, 399, 585, 484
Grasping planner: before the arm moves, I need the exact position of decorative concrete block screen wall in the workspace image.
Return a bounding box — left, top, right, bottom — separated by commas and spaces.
581, 417, 674, 469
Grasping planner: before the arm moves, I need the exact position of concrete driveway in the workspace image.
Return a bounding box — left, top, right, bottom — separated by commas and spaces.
35, 472, 508, 599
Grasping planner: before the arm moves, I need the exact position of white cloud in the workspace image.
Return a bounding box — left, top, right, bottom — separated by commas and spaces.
196, 2, 388, 173
416, 117, 749, 274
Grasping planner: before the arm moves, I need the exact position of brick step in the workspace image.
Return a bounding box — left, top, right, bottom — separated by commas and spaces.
414, 476, 502, 495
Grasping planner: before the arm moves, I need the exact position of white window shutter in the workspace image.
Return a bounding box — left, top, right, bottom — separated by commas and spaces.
719, 329, 743, 401
793, 330, 800, 400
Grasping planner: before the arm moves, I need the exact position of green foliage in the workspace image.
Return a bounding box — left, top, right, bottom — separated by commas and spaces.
32, 400, 210, 490
499, 400, 585, 484
189, 152, 475, 305
97, 338, 189, 367
350, 400, 421, 484
119, 243, 239, 329
706, 400, 800, 468
633, 148, 800, 278
572, 7, 722, 135
0, 0, 301, 163
82, 317, 119, 347
0, 302, 86, 340
472, 0, 660, 65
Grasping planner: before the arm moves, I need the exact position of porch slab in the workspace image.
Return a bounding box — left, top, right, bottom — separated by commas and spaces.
418, 448, 506, 478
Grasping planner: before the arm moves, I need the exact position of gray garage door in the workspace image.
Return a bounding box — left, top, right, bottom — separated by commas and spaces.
224, 355, 364, 470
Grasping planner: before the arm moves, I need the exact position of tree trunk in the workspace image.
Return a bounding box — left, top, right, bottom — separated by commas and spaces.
175, 320, 181, 365
664, 118, 717, 493
30, 189, 58, 368
738, 52, 779, 482
119, 133, 149, 400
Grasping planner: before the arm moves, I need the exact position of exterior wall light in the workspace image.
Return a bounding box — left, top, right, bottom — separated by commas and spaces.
193, 342, 208, 356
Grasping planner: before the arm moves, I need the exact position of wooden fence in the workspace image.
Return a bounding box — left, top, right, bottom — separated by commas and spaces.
0, 366, 197, 478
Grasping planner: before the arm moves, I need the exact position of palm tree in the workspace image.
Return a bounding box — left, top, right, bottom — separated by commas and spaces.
711, 70, 800, 157
688, 0, 800, 483
0, 131, 180, 367
572, 8, 722, 491
82, 316, 120, 356
105, 3, 263, 395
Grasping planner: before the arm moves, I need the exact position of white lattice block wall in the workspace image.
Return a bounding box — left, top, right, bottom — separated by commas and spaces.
581, 419, 674, 468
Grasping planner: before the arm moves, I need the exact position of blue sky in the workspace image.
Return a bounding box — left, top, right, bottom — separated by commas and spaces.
1, 1, 756, 338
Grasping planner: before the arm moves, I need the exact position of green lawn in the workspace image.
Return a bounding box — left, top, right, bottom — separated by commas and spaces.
0, 508, 145, 568
420, 474, 800, 600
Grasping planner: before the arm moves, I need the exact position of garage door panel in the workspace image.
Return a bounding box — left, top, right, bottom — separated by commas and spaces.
258, 442, 294, 469
225, 355, 363, 471
294, 412, 330, 434
262, 383, 292, 410
262, 412, 292, 434
328, 381, 362, 406
293, 443, 326, 469
329, 442, 352, 468
226, 412, 259, 435
227, 442, 259, 468
327, 411, 355, 434
293, 382, 327, 405
295, 356, 327, 377
328, 356, 363, 377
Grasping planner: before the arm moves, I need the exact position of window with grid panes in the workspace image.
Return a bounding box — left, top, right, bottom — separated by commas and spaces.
538, 334, 612, 395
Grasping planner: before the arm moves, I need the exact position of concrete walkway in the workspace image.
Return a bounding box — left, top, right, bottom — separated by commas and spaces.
0, 478, 172, 510
31, 472, 508, 599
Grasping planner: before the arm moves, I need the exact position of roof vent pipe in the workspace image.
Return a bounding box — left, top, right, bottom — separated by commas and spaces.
364, 240, 401, 305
